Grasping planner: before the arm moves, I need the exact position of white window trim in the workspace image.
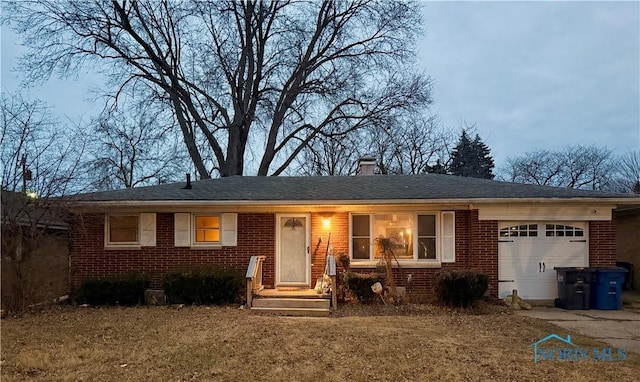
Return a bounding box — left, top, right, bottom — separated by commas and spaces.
497, 221, 588, 239
105, 214, 141, 249
348, 211, 455, 266
417, 213, 440, 263
349, 214, 371, 262
105, 213, 156, 249
174, 213, 191, 247
191, 213, 222, 248
174, 212, 238, 248
140, 213, 156, 247
440, 211, 455, 263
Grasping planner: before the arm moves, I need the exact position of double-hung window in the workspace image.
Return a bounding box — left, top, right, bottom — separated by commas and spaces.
108, 215, 139, 244
174, 213, 237, 248
105, 213, 156, 248
352, 215, 371, 259
349, 211, 455, 264
194, 215, 221, 244
417, 215, 436, 260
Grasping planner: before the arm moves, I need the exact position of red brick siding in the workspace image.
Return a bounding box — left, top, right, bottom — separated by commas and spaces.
589, 219, 616, 267
70, 209, 617, 298
454, 210, 471, 268
338, 211, 473, 296
70, 213, 275, 289
469, 210, 499, 296
310, 212, 349, 285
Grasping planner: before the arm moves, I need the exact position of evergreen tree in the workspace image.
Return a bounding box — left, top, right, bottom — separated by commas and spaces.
449, 131, 495, 179
472, 134, 495, 179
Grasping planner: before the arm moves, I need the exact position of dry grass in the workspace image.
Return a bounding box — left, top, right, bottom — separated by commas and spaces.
1, 303, 639, 381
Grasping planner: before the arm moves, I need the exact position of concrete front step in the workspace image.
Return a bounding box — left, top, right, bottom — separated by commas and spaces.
252, 298, 330, 309
250, 306, 330, 317
250, 297, 330, 316
257, 289, 327, 299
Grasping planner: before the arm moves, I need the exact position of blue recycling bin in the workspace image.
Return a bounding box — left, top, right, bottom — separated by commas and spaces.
591, 267, 628, 310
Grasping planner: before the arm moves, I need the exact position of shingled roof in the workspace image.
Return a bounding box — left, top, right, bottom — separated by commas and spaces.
73, 174, 637, 204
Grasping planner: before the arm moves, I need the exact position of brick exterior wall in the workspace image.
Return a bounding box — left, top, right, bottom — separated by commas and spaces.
70, 209, 617, 298
310, 212, 349, 285
469, 210, 499, 297
337, 210, 475, 299
70, 213, 276, 289
589, 219, 617, 267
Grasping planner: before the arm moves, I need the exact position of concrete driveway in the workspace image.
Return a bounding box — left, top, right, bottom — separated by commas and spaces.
517, 307, 640, 353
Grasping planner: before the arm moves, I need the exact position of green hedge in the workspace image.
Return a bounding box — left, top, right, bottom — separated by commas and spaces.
345, 272, 385, 303
162, 267, 244, 305
433, 269, 489, 307
76, 272, 150, 306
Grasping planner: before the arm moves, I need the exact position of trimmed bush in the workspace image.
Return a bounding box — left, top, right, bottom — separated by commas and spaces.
433, 269, 489, 307
76, 272, 150, 306
344, 272, 385, 303
162, 266, 244, 305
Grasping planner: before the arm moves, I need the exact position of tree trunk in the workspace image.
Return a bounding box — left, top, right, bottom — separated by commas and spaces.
222, 125, 247, 177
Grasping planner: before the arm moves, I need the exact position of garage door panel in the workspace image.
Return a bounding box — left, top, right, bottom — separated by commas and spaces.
498, 238, 538, 278
502, 278, 557, 300
498, 221, 588, 299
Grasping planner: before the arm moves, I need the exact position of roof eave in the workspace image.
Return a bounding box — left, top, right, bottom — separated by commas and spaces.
70, 197, 640, 209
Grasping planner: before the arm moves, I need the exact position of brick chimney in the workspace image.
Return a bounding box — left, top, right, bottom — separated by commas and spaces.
358, 156, 376, 176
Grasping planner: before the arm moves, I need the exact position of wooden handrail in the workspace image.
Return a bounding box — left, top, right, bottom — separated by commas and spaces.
326, 255, 337, 310
326, 255, 336, 277
246, 255, 266, 308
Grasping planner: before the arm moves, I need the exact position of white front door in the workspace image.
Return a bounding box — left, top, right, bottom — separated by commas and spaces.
498, 222, 588, 299
276, 214, 310, 286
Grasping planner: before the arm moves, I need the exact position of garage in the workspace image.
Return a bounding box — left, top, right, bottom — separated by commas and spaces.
498, 221, 588, 299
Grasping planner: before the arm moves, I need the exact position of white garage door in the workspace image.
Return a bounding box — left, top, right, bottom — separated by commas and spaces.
498, 222, 588, 299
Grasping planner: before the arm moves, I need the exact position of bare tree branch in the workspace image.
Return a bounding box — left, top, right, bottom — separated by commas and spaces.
6, 0, 430, 177
500, 145, 618, 191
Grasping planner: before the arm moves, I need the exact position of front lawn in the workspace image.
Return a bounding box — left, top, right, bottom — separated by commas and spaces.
1, 304, 638, 381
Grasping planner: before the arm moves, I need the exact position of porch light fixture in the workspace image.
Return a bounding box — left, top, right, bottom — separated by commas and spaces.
322, 218, 331, 229
284, 218, 303, 230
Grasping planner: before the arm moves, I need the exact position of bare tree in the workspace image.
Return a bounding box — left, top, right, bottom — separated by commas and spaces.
86, 104, 189, 191
614, 150, 640, 193
1, 93, 85, 196
500, 145, 617, 190
7, 0, 431, 177
293, 127, 364, 176
382, 115, 453, 175
1, 93, 84, 312
293, 114, 452, 176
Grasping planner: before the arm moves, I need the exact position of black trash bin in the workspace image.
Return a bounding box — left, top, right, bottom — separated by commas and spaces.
554, 267, 595, 310
615, 261, 634, 291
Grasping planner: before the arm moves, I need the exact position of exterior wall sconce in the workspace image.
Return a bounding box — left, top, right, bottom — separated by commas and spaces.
322, 218, 331, 229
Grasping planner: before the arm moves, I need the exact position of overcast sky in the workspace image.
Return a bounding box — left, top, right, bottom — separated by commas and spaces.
419, 1, 639, 168
2, 1, 639, 170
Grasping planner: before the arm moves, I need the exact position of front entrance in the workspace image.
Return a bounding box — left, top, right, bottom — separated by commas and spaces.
276, 214, 310, 287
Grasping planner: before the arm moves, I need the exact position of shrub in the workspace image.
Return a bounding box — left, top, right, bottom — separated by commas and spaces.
344, 272, 385, 303
433, 269, 489, 307
162, 266, 244, 305
337, 253, 350, 270
76, 272, 150, 306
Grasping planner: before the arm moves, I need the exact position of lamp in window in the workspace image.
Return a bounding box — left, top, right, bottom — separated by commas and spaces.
284, 218, 303, 230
